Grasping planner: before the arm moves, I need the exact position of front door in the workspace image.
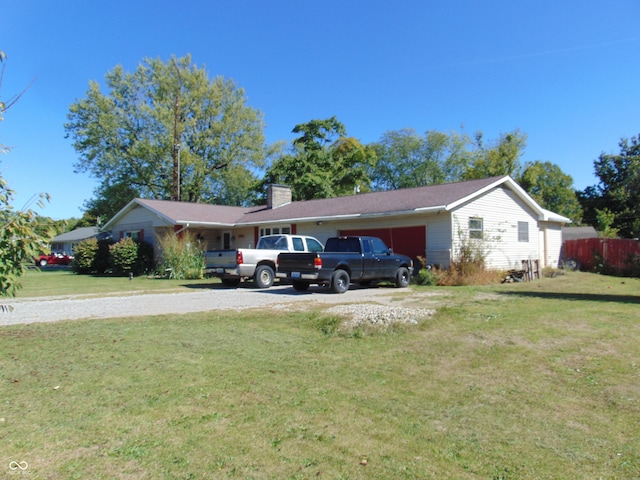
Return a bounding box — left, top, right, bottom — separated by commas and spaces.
223, 231, 232, 249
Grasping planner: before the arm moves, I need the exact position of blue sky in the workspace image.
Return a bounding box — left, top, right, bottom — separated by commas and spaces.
2, 0, 639, 220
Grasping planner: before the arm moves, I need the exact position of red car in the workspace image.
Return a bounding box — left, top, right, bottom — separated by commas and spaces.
36, 253, 74, 267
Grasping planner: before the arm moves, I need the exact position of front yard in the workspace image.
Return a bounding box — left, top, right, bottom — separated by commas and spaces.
1, 272, 639, 478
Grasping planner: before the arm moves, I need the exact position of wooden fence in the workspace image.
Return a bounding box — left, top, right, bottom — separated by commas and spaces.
562, 238, 640, 273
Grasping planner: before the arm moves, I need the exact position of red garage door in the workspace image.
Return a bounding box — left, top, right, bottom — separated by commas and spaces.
338, 226, 426, 261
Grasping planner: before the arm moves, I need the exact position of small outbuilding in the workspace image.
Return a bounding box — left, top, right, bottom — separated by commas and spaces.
102, 176, 571, 270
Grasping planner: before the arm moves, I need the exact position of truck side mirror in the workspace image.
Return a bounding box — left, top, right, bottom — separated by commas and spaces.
387, 248, 393, 255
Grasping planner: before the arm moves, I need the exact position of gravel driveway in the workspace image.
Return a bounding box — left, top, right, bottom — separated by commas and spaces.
0, 284, 429, 326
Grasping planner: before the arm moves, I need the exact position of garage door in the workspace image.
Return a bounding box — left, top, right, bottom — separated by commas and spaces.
338, 226, 426, 261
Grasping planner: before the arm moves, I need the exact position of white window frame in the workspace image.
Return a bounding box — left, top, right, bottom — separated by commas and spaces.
518, 221, 529, 242
259, 225, 291, 237
469, 218, 483, 240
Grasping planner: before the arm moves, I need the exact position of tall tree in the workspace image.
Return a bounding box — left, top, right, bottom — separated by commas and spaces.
261, 117, 374, 200
65, 55, 266, 211
78, 183, 141, 227
579, 133, 640, 238
518, 161, 582, 222
369, 129, 473, 190
464, 130, 527, 180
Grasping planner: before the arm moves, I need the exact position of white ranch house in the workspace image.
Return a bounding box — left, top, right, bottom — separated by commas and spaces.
102, 176, 571, 270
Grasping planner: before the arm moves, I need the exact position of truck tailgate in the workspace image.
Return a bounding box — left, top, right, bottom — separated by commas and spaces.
277, 252, 318, 272
205, 250, 238, 269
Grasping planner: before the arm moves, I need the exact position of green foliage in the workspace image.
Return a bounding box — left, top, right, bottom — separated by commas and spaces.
65, 54, 266, 211
157, 232, 204, 279
79, 183, 140, 228
370, 129, 473, 190
109, 237, 139, 275
73, 237, 152, 276
414, 267, 439, 286
262, 117, 374, 201
135, 240, 155, 275
368, 128, 578, 222
464, 130, 527, 180
595, 208, 619, 238
199, 164, 261, 207
413, 256, 439, 286
72, 238, 99, 274
0, 179, 53, 296
579, 133, 640, 238
518, 160, 582, 222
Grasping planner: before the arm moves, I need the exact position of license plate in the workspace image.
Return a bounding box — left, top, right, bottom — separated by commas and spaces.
216, 268, 225, 274
291, 272, 301, 279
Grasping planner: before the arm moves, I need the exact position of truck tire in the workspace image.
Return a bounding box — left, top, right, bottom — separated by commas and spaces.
254, 265, 275, 289
395, 267, 410, 288
331, 269, 350, 294
221, 277, 241, 287
292, 281, 310, 291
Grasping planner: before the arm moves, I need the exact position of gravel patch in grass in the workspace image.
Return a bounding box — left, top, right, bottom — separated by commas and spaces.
326, 303, 435, 329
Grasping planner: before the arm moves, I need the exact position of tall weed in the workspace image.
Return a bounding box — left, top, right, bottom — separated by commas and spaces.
157, 232, 204, 279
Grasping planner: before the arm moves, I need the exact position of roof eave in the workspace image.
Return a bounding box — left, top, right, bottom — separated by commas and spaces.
239, 213, 361, 226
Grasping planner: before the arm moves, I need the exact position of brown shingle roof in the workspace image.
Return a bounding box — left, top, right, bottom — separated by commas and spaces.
107, 176, 558, 229
134, 198, 254, 225
241, 176, 505, 223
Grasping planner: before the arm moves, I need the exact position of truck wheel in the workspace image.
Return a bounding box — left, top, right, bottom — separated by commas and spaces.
331, 269, 350, 294
39, 259, 48, 267
292, 281, 310, 291
254, 265, 275, 288
221, 278, 241, 287
395, 267, 410, 288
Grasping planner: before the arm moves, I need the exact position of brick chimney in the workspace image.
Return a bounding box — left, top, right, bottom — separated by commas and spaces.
267, 184, 292, 209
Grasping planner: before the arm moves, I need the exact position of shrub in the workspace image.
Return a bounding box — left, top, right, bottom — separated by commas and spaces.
413, 257, 439, 286
72, 238, 98, 274
95, 238, 115, 274
135, 240, 155, 275
112, 238, 153, 276
109, 237, 139, 276
157, 232, 204, 280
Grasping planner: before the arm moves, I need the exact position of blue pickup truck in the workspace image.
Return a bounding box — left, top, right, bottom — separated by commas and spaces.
276, 236, 414, 293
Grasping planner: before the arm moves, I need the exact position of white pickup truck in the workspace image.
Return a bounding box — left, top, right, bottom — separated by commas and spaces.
204, 234, 324, 288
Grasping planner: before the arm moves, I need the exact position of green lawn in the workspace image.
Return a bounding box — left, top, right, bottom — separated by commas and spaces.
1, 272, 639, 479
14, 268, 220, 298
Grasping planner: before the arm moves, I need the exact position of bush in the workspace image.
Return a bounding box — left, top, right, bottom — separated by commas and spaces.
95, 238, 115, 274
157, 232, 204, 280
109, 237, 139, 276
415, 267, 439, 286
73, 236, 153, 276
413, 257, 439, 286
135, 240, 155, 275
72, 238, 98, 274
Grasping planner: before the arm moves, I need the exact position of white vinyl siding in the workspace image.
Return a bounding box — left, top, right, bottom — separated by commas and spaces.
425, 214, 453, 267
540, 222, 563, 268
452, 186, 540, 270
